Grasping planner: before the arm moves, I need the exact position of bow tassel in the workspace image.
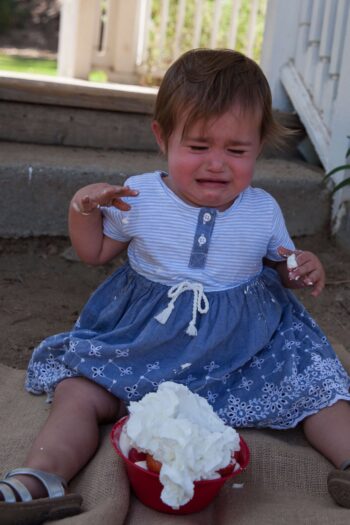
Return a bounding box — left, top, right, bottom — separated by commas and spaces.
154, 280, 209, 337
186, 320, 198, 337
154, 302, 175, 324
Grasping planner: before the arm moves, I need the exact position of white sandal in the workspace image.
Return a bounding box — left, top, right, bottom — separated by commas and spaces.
0, 468, 82, 525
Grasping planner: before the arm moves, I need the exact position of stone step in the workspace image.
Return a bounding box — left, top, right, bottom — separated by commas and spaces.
0, 141, 329, 238
0, 73, 303, 155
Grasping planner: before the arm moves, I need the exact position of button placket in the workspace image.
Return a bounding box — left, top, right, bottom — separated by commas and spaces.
189, 208, 217, 269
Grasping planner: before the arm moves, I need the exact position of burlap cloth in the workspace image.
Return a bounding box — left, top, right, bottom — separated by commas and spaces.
1, 343, 350, 524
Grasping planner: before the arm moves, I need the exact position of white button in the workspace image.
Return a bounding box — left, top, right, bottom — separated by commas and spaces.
198, 234, 207, 246
203, 212, 212, 223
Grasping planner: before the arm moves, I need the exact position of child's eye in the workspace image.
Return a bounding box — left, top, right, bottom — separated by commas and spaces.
189, 145, 208, 151
228, 149, 245, 155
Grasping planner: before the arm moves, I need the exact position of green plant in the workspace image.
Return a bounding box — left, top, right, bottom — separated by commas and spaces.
0, 53, 57, 76
324, 139, 350, 194
0, 0, 15, 32
142, 0, 267, 86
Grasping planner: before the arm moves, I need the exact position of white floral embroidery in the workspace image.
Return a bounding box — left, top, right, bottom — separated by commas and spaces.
204, 361, 219, 373
118, 366, 133, 376
146, 361, 160, 372
115, 348, 130, 357
89, 343, 102, 357
238, 376, 253, 391
91, 366, 105, 378
68, 340, 79, 353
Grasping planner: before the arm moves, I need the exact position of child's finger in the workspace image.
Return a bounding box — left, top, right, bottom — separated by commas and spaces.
310, 279, 324, 297
110, 186, 139, 198
302, 269, 325, 295
80, 195, 98, 213
121, 185, 139, 196
289, 260, 314, 279
99, 186, 138, 207
111, 199, 132, 211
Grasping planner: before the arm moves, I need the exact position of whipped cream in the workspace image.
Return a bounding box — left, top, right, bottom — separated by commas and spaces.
287, 253, 298, 270
123, 381, 240, 509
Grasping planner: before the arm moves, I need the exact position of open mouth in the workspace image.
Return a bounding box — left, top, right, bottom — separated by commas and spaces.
196, 179, 228, 186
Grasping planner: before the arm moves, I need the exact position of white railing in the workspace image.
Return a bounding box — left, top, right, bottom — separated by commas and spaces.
134, 0, 266, 81
261, 0, 350, 219
58, 0, 267, 85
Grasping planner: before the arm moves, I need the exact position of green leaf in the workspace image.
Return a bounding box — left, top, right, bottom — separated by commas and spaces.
331, 177, 350, 194
324, 164, 350, 181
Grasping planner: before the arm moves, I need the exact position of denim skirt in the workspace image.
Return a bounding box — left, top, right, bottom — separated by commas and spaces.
25, 263, 350, 429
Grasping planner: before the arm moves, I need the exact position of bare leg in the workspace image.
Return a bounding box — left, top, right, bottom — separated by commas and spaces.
10, 377, 121, 499
303, 400, 350, 467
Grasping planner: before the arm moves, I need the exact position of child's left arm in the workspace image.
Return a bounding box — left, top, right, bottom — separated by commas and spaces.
264, 246, 326, 297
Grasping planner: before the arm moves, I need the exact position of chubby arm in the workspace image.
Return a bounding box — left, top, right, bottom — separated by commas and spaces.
69, 182, 138, 265
264, 246, 326, 297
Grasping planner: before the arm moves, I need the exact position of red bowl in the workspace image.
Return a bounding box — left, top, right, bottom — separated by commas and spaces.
111, 416, 250, 514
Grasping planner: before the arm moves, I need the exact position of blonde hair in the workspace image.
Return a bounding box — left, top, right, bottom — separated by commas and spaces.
154, 48, 290, 150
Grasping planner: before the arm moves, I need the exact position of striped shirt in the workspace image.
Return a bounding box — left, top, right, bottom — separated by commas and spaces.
102, 171, 294, 291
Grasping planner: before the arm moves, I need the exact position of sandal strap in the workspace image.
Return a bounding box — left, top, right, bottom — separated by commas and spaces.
0, 482, 17, 503
1, 478, 32, 501
340, 460, 350, 471
4, 468, 67, 499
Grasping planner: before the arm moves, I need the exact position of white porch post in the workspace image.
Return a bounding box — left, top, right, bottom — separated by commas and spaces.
107, 0, 148, 84
326, 11, 350, 225
260, 0, 301, 110
57, 0, 98, 79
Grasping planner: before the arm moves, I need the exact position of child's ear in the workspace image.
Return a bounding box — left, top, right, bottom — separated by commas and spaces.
151, 121, 166, 154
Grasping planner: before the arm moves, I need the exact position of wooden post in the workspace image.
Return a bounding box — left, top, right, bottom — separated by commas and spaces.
57, 0, 99, 79
107, 0, 148, 84
260, 0, 301, 110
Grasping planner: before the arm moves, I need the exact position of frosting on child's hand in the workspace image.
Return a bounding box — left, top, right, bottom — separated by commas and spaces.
287, 253, 298, 270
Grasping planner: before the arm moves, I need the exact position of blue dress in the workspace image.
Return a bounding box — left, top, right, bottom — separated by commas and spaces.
25, 173, 350, 429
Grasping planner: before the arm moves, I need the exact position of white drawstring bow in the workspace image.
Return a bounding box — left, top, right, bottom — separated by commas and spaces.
154, 281, 209, 336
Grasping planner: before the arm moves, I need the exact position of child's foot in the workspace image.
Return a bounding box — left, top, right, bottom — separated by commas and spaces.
0, 468, 82, 524
328, 468, 350, 508
0, 472, 48, 501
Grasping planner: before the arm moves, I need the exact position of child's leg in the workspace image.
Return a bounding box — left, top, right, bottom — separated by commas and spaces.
303, 399, 350, 507
303, 400, 350, 467
4, 377, 121, 499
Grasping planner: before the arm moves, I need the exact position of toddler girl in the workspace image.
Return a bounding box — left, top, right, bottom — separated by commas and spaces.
1, 49, 350, 523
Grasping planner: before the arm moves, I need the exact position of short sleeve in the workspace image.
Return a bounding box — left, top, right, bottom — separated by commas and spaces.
265, 198, 295, 261
101, 206, 131, 242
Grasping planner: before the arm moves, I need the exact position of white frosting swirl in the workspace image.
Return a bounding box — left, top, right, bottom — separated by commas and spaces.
124, 381, 240, 509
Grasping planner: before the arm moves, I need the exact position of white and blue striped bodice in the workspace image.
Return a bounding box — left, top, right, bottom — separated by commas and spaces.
102, 171, 294, 291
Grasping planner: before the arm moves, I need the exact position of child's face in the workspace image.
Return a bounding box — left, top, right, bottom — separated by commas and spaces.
152, 106, 263, 211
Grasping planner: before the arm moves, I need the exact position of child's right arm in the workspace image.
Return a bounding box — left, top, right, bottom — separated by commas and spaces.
68, 183, 139, 265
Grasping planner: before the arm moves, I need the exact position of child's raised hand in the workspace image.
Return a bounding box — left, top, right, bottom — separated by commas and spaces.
71, 183, 139, 215
278, 246, 326, 297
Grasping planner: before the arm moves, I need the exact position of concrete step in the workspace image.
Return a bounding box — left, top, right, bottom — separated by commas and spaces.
0, 73, 303, 155
0, 141, 329, 238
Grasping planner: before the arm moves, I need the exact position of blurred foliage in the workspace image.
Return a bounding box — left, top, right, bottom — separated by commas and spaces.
0, 53, 56, 75
0, 53, 110, 83
89, 70, 108, 83
142, 0, 267, 85
324, 140, 350, 195
0, 1, 59, 34
0, 0, 31, 32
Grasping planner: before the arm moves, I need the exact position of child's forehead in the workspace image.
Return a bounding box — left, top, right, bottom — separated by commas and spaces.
179, 105, 263, 135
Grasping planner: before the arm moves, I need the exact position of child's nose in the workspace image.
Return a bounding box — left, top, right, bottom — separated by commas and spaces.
207, 154, 225, 171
